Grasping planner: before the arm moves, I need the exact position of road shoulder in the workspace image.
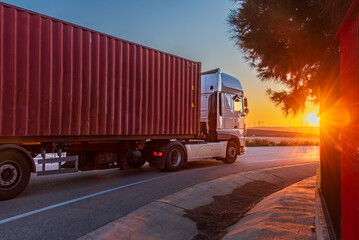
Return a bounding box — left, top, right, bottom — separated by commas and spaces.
79, 163, 318, 240
223, 176, 316, 239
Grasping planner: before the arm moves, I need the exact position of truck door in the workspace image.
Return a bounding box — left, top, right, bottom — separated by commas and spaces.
220, 93, 244, 132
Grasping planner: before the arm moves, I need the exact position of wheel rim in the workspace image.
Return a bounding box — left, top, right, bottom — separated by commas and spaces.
227, 146, 237, 158
169, 148, 182, 167
0, 160, 22, 190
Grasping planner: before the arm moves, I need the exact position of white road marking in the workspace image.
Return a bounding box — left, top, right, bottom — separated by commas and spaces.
0, 173, 177, 225
0, 165, 222, 225
0, 156, 318, 225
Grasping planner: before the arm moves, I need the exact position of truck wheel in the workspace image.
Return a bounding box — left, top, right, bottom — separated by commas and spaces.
0, 150, 31, 201
126, 148, 146, 168
223, 141, 238, 164
165, 145, 185, 171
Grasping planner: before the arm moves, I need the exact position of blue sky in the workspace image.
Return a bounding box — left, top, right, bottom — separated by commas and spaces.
3, 0, 246, 71
2, 0, 317, 126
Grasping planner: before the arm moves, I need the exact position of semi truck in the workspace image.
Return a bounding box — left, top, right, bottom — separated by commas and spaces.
0, 1, 249, 200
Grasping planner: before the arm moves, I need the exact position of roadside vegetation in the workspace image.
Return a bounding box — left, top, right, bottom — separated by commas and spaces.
245, 127, 319, 146
246, 139, 319, 147
228, 0, 351, 116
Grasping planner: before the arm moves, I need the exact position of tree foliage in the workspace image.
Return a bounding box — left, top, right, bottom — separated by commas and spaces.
228, 0, 352, 116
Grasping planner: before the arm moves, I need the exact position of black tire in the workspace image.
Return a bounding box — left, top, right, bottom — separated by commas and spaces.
0, 150, 31, 201
223, 140, 238, 164
165, 145, 185, 171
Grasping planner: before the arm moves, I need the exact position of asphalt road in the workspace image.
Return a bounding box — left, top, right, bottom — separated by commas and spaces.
0, 146, 319, 240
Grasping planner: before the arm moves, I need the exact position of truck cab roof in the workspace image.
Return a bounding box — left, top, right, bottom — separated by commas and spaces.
201, 68, 243, 95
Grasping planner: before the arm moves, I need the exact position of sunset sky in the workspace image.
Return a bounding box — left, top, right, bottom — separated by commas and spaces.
3, 0, 319, 127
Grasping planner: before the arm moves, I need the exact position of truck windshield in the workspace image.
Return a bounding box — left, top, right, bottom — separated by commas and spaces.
222, 93, 243, 117
234, 98, 243, 112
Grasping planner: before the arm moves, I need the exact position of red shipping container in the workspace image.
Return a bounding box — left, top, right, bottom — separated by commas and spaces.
336, 0, 359, 239
0, 1, 201, 143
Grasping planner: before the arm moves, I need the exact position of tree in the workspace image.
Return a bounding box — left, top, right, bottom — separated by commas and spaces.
229, 1, 353, 237
228, 0, 352, 116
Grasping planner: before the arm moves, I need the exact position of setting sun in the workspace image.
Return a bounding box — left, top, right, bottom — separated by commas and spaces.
306, 113, 320, 126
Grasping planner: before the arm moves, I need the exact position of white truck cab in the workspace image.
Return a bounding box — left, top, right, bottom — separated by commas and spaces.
200, 68, 248, 152
145, 68, 248, 170
181, 69, 248, 164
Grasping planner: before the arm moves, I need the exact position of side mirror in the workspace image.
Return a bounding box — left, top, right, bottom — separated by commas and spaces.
244, 108, 249, 115
244, 97, 248, 108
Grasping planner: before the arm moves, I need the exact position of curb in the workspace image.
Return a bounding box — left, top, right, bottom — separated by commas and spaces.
315, 181, 331, 240
79, 162, 319, 240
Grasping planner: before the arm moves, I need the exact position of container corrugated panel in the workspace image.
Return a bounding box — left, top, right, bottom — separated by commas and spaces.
336, 1, 359, 239
0, 2, 201, 143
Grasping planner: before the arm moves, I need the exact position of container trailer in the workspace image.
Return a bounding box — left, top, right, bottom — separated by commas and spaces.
0, 2, 249, 200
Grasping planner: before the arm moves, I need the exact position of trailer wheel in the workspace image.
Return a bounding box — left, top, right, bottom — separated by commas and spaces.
223, 140, 238, 164
125, 148, 146, 168
0, 150, 31, 201
165, 145, 185, 171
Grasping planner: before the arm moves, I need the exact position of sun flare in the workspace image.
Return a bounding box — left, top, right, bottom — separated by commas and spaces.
306, 113, 320, 126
